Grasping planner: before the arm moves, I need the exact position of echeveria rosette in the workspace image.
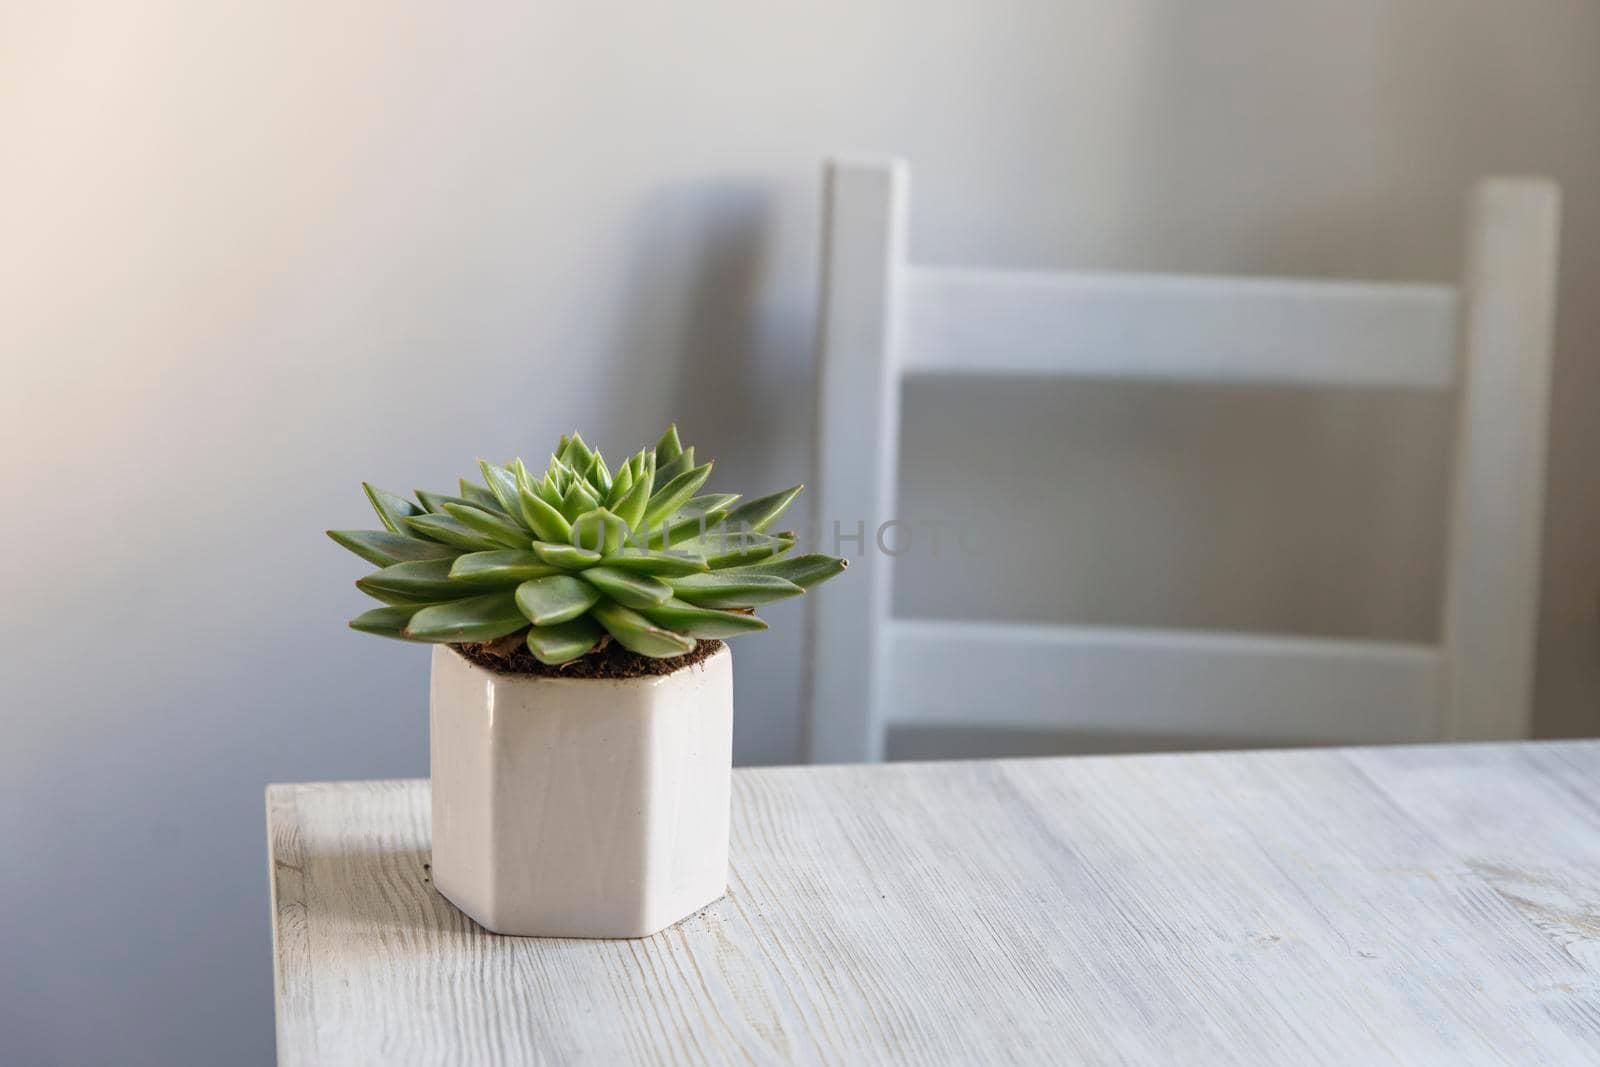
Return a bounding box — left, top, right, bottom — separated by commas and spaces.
328, 426, 846, 664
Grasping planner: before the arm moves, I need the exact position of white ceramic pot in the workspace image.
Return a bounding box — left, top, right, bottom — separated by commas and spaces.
428, 643, 733, 938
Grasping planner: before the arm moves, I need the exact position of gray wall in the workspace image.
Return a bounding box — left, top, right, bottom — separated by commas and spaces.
3, 1, 1598, 1063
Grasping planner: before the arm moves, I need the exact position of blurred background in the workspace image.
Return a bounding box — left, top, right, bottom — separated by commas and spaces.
3, 1, 1598, 1063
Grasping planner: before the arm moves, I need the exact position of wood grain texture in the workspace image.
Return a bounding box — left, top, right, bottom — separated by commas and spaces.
269, 742, 1600, 1065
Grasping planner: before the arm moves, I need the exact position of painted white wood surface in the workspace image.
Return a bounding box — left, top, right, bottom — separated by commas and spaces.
269, 741, 1600, 1065
903, 267, 1460, 387
1441, 179, 1561, 742
885, 620, 1440, 744
808, 159, 1560, 762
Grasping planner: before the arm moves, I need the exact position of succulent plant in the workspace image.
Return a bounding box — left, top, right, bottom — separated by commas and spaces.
329, 426, 846, 664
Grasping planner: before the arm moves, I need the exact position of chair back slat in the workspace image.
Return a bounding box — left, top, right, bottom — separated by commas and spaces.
807, 158, 1559, 763
887, 621, 1441, 746
903, 267, 1460, 388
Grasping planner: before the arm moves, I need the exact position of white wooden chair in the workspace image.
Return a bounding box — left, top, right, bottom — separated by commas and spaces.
807, 157, 1559, 763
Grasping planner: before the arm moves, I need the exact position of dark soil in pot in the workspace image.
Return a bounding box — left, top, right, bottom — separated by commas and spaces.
453, 638, 724, 679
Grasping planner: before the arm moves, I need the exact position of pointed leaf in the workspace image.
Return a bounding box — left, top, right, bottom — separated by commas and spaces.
558, 477, 601, 522
669, 571, 802, 608
363, 484, 422, 534
545, 456, 570, 496
721, 552, 847, 588
591, 599, 696, 658
514, 574, 601, 626
649, 509, 732, 549
585, 451, 612, 497
458, 479, 506, 513
644, 461, 713, 528
525, 617, 604, 664
580, 566, 672, 609
721, 484, 803, 533
598, 549, 709, 577
607, 460, 634, 506
685, 529, 794, 569
404, 513, 504, 551
328, 529, 459, 567
348, 605, 431, 641
570, 507, 628, 555
518, 478, 573, 543
416, 490, 488, 514
610, 453, 655, 531
532, 541, 602, 570
478, 460, 522, 515
655, 424, 683, 464
357, 558, 515, 602
441, 503, 532, 549
559, 431, 593, 471
641, 598, 768, 639
449, 550, 560, 583
653, 446, 695, 488
403, 592, 527, 642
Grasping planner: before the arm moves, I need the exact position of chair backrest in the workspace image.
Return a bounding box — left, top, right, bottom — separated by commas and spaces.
806, 158, 1559, 763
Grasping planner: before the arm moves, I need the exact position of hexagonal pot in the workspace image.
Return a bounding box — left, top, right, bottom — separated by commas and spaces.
428, 643, 733, 938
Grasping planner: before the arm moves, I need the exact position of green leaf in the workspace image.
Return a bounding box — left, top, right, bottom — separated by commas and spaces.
415, 490, 487, 514
585, 451, 612, 497
685, 529, 794, 569
478, 460, 522, 515
458, 479, 506, 513
357, 558, 513, 602
404, 513, 505, 551
570, 507, 630, 555
591, 599, 696, 658
525, 617, 603, 665
403, 592, 527, 642
532, 541, 602, 570
646, 493, 737, 548
721, 484, 802, 533
611, 451, 655, 530
518, 478, 573, 543
598, 549, 709, 577
720, 552, 847, 588
327, 529, 459, 567
442, 503, 531, 549
607, 460, 634, 506
514, 574, 601, 626
546, 455, 573, 493
653, 446, 695, 488
363, 484, 422, 534
655, 424, 683, 464
449, 550, 559, 583
669, 571, 803, 608
641, 598, 768, 638
644, 461, 713, 528
558, 477, 601, 522
559, 431, 593, 471
348, 605, 430, 641
580, 566, 672, 609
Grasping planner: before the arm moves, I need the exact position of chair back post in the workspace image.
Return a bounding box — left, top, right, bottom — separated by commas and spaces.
807, 158, 907, 763
1441, 178, 1561, 740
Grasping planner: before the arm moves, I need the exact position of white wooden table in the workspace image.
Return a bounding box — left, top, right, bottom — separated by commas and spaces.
268, 742, 1600, 1065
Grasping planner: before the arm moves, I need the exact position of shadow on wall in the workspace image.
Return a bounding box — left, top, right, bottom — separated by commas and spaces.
605, 179, 821, 763
607, 180, 779, 457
